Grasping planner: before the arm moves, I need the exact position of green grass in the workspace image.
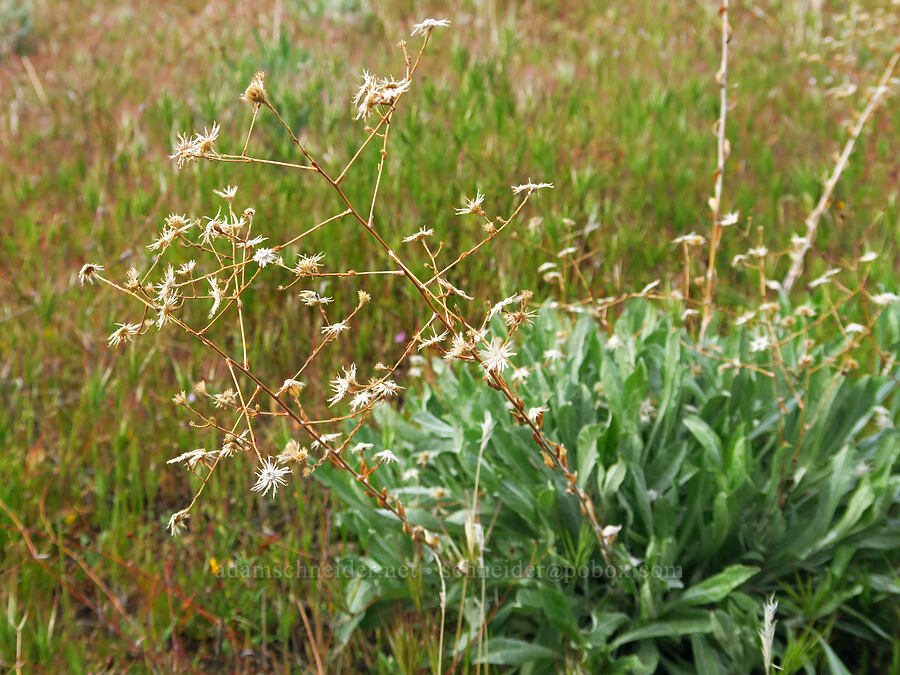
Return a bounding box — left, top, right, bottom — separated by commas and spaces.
1, 0, 898, 670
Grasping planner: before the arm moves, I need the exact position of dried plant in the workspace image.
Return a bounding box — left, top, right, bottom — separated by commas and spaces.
83, 18, 614, 562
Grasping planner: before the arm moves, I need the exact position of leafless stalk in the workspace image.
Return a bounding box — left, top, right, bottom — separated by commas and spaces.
700, 0, 732, 340
782, 48, 899, 293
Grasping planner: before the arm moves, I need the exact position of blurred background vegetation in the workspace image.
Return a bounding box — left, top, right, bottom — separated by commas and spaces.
1, 0, 897, 670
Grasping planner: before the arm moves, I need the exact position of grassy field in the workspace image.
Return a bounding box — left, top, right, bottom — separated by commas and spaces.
1, 0, 898, 671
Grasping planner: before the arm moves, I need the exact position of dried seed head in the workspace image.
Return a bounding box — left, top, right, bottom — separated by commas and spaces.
479, 337, 516, 373
299, 290, 333, 306
542, 348, 564, 362
504, 308, 537, 330
870, 292, 900, 306
221, 430, 250, 458
167, 509, 190, 537
372, 379, 402, 397
78, 263, 104, 285
809, 268, 840, 288
748, 246, 768, 258
353, 70, 411, 120
418, 328, 448, 351
124, 267, 141, 289
600, 524, 622, 547
374, 449, 399, 464
213, 185, 238, 204
328, 364, 357, 406
402, 226, 435, 243
251, 456, 291, 499
213, 388, 238, 408
253, 247, 278, 268
735, 311, 755, 326
437, 277, 474, 300
749, 334, 771, 353
411, 18, 451, 37
241, 71, 269, 106
859, 251, 878, 263
350, 389, 374, 411
170, 123, 220, 169
294, 252, 325, 277
278, 439, 308, 464
277, 379, 305, 397
672, 232, 705, 247
719, 211, 739, 226
511, 180, 554, 195
321, 320, 350, 340
177, 260, 196, 276
107, 322, 142, 348
167, 448, 218, 470
455, 191, 486, 216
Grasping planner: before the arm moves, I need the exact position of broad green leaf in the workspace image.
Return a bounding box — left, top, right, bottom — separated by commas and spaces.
412, 410, 455, 438
474, 638, 559, 665
585, 612, 630, 646
691, 635, 724, 675
647, 330, 682, 451
683, 415, 722, 467
600, 459, 628, 497
601, 356, 625, 407
577, 422, 607, 487
333, 611, 366, 647
818, 481, 875, 550
346, 578, 378, 614
725, 426, 749, 490
517, 585, 584, 644
704, 491, 733, 557
817, 633, 852, 675
670, 565, 759, 608
611, 613, 715, 648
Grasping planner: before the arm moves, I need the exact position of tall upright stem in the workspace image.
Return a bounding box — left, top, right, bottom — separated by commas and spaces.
700, 0, 730, 341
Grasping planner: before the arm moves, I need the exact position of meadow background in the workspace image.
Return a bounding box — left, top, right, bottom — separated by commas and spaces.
1, 0, 898, 671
